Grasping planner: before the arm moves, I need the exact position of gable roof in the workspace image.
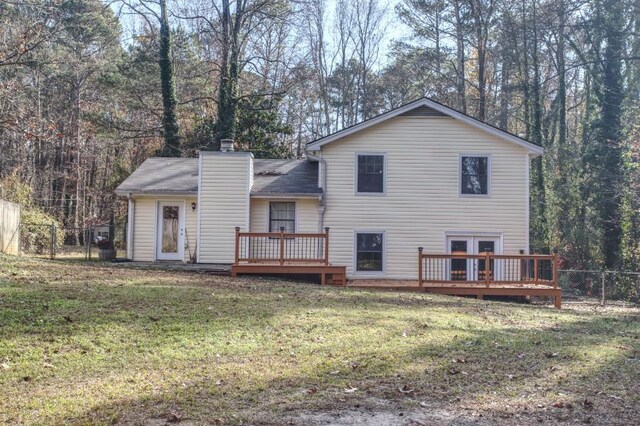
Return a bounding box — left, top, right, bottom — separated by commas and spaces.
306, 97, 544, 156
114, 157, 321, 197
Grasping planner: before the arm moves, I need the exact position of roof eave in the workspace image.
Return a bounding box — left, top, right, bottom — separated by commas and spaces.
250, 192, 322, 199
114, 189, 198, 197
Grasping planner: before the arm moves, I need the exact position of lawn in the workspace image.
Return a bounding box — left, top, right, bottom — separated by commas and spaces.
0, 255, 639, 425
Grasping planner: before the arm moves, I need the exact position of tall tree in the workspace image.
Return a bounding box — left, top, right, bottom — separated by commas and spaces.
158, 0, 181, 156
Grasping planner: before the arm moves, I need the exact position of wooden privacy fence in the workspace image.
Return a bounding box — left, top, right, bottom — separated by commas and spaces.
0, 200, 20, 255
234, 227, 329, 265
418, 248, 558, 288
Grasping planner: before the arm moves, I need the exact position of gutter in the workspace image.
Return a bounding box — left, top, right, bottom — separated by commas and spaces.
306, 152, 326, 232
127, 193, 135, 260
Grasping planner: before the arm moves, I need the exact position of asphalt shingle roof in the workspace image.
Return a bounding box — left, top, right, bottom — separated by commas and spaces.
115, 157, 321, 196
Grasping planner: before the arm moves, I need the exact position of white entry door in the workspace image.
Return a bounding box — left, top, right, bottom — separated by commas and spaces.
156, 202, 185, 261
446, 235, 501, 281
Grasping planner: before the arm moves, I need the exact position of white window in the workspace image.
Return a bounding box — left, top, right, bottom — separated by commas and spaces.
356, 153, 385, 194
269, 202, 295, 233
460, 155, 490, 196
355, 232, 384, 272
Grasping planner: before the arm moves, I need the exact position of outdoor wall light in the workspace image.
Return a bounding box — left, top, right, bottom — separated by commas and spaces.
191, 202, 197, 212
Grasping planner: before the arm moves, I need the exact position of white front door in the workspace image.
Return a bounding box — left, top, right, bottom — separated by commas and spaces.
446, 235, 501, 281
156, 202, 185, 261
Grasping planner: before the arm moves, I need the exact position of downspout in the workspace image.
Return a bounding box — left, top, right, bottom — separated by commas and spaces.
127, 193, 135, 260
306, 152, 326, 232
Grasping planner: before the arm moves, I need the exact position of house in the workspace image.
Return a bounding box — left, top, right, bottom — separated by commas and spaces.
115, 98, 560, 305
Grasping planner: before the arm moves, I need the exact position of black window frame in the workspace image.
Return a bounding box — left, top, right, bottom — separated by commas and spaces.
460, 155, 489, 195
355, 232, 384, 272
268, 202, 296, 233
356, 154, 385, 194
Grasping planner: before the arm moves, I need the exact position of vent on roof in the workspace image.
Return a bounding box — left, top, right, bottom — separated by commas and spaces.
400, 105, 447, 117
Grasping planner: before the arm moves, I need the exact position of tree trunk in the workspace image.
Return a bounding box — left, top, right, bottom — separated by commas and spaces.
454, 0, 466, 113
159, 0, 180, 156
599, 0, 625, 269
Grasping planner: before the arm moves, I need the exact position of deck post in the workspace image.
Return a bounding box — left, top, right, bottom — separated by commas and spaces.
234, 227, 240, 265
533, 257, 539, 282
279, 226, 285, 265
324, 227, 330, 266
418, 247, 423, 288
484, 252, 491, 287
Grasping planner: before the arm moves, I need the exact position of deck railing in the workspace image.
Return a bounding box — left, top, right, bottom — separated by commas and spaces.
234, 227, 329, 265
418, 248, 558, 288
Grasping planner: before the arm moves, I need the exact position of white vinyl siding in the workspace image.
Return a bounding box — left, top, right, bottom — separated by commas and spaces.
320, 115, 530, 280
198, 152, 252, 263
131, 196, 197, 262
131, 198, 155, 261
249, 198, 319, 233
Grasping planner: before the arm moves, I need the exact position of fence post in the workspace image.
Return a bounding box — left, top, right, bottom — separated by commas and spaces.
324, 227, 330, 266
50, 223, 56, 260
418, 247, 423, 288
234, 227, 240, 265
279, 226, 285, 265
552, 248, 559, 288
601, 270, 606, 306
89, 227, 94, 260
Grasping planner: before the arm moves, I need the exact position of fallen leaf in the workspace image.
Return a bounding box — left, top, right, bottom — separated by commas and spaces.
167, 411, 182, 423
305, 387, 318, 394
344, 387, 358, 393
545, 352, 559, 358
398, 384, 415, 394
63, 315, 73, 323
448, 368, 460, 375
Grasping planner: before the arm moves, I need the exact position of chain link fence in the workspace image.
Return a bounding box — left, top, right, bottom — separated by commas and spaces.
558, 269, 640, 304
19, 222, 127, 261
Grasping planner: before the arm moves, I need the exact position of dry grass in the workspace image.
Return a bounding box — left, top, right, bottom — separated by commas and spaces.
0, 255, 639, 425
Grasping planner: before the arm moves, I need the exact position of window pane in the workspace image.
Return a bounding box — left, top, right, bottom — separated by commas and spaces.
357, 155, 384, 193
461, 156, 488, 194
269, 202, 295, 232
356, 233, 383, 271
162, 206, 179, 253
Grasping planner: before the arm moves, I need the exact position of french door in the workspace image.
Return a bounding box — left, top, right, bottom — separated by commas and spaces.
156, 202, 185, 261
446, 235, 501, 281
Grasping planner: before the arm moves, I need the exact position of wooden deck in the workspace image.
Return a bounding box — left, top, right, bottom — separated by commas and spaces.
416, 249, 562, 308
230, 229, 561, 307
348, 280, 562, 308
231, 227, 346, 285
